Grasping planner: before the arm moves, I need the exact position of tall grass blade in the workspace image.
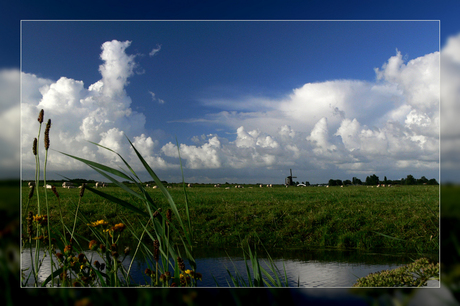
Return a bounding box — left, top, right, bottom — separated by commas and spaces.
59, 151, 134, 182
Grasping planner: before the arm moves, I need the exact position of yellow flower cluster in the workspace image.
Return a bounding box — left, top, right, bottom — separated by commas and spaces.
33, 214, 48, 226
87, 220, 108, 227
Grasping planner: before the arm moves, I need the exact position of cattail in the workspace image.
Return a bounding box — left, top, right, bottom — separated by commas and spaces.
33, 138, 37, 156
27, 211, 34, 237
80, 183, 86, 197
153, 240, 159, 262
44, 119, 51, 150
28, 185, 35, 199
152, 207, 162, 218
177, 256, 185, 272
51, 185, 59, 198
166, 209, 172, 226
38, 109, 44, 123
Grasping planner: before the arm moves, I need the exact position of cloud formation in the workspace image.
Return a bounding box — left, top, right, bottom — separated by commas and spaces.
440, 33, 460, 182
17, 37, 445, 183
21, 40, 172, 180
175, 49, 440, 181
149, 44, 161, 57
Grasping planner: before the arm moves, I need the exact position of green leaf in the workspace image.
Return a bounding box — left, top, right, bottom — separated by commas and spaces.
59, 151, 133, 181
41, 266, 64, 287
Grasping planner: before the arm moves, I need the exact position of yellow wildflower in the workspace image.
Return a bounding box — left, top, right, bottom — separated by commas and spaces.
87, 220, 108, 227
111, 223, 126, 233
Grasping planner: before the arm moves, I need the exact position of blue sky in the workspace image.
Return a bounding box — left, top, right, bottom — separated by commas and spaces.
1, 1, 459, 184
21, 21, 439, 142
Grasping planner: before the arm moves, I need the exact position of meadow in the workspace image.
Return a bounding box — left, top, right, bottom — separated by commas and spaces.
22, 183, 439, 254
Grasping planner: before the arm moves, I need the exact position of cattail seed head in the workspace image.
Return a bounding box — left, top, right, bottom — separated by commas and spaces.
166, 209, 172, 226
44, 119, 51, 150
152, 207, 162, 218
27, 211, 34, 237
28, 185, 35, 199
38, 109, 44, 123
153, 240, 159, 262
80, 183, 86, 197
51, 185, 59, 198
177, 256, 186, 272
33, 138, 37, 156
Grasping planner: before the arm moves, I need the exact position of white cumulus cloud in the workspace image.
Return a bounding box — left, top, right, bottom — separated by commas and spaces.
20, 40, 172, 180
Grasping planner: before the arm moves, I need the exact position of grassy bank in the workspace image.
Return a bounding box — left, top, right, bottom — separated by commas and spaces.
21, 183, 439, 253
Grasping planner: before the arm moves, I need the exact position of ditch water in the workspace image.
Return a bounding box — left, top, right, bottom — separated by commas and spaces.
21, 247, 439, 288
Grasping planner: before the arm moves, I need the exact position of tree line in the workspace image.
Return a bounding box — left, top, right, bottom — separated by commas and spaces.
324, 174, 438, 187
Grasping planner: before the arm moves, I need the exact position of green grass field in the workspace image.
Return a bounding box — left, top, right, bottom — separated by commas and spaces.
21, 183, 439, 253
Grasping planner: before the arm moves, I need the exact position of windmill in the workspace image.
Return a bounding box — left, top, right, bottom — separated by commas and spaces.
285, 169, 297, 186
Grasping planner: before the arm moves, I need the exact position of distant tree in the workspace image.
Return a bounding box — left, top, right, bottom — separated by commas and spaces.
329, 179, 343, 186
384, 176, 388, 184
418, 176, 429, 185
405, 175, 416, 185
352, 177, 362, 185
428, 178, 439, 185
305, 181, 310, 186
365, 174, 379, 185
343, 179, 352, 185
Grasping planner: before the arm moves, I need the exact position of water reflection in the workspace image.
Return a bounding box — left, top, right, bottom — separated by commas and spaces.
21, 247, 439, 288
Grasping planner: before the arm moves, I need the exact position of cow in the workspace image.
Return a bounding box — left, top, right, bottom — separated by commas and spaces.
28, 181, 35, 188
188, 183, 193, 188
62, 182, 75, 188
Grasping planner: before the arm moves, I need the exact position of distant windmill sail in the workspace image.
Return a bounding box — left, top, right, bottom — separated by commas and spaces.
286, 169, 297, 185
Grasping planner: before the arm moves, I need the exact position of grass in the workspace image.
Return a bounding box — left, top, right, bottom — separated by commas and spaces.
22, 183, 439, 253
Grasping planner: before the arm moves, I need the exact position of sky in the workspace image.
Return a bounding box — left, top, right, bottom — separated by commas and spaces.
1, 1, 459, 184
14, 20, 441, 184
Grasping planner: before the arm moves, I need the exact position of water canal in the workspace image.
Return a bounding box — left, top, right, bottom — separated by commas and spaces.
21, 247, 439, 287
